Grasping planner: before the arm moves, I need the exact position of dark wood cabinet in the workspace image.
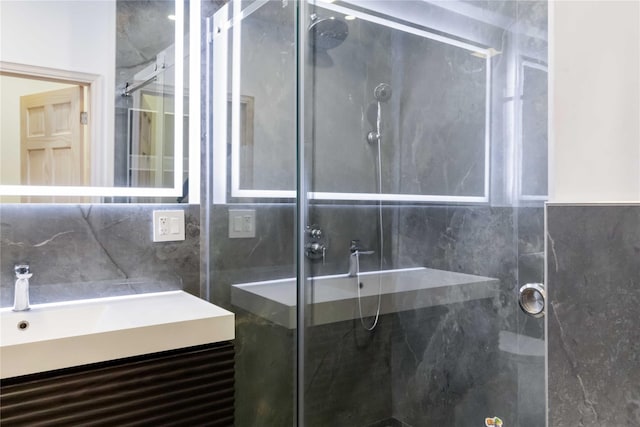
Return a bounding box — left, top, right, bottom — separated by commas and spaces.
1, 342, 235, 426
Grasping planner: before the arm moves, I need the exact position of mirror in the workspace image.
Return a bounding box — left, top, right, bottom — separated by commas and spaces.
212, 0, 547, 205
0, 0, 198, 203
215, 1, 490, 203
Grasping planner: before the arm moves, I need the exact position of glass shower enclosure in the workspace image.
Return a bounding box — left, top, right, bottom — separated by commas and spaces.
206, 1, 548, 426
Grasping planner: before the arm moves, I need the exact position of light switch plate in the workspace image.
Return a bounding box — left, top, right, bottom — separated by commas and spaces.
229, 209, 256, 238
153, 210, 185, 242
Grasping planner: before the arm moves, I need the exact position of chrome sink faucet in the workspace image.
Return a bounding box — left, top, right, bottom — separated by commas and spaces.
13, 264, 32, 311
348, 240, 374, 277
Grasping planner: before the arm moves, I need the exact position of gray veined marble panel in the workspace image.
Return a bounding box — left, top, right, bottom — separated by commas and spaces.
547, 205, 640, 427
0, 204, 200, 307
231, 267, 499, 328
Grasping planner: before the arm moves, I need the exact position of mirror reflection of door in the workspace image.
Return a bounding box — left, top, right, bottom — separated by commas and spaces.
127, 91, 189, 196
128, 91, 170, 189
20, 86, 87, 202
129, 105, 161, 188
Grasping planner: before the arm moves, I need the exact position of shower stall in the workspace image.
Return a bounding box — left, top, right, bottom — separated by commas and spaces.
205, 0, 548, 426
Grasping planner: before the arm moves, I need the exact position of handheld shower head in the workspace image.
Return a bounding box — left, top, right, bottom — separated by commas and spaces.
373, 83, 392, 102
366, 83, 392, 144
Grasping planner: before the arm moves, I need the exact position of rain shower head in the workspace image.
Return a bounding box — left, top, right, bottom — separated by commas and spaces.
373, 83, 392, 102
308, 15, 349, 50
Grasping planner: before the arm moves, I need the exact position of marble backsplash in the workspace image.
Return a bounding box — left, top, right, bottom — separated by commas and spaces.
547, 204, 640, 426
0, 204, 200, 307
0, 200, 547, 427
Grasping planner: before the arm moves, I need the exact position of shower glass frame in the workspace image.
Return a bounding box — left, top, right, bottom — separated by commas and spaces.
207, 0, 548, 425
517, 59, 549, 202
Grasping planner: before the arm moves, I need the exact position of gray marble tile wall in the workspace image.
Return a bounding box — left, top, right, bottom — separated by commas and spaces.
391, 206, 514, 427
208, 202, 545, 426
232, 308, 395, 427
207, 203, 395, 310
304, 316, 393, 427
391, 299, 505, 426
391, 32, 487, 197
233, 310, 295, 427
207, 203, 393, 426
391, 206, 545, 427
0, 204, 200, 307
207, 204, 295, 308
547, 205, 640, 426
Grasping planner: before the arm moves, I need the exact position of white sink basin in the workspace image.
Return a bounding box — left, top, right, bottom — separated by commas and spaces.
0, 291, 234, 379
231, 267, 500, 328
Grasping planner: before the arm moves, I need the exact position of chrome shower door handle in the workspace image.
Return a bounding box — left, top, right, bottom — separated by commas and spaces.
519, 283, 545, 318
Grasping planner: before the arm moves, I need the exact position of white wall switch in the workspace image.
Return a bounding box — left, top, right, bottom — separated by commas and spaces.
229, 209, 256, 238
153, 210, 185, 242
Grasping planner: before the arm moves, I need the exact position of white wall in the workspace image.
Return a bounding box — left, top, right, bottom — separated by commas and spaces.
0, 0, 116, 186
551, 0, 640, 202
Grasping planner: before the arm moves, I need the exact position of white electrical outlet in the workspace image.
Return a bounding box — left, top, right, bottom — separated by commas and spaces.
158, 216, 169, 235
153, 210, 185, 242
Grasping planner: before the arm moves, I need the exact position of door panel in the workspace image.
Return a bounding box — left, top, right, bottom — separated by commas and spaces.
299, 1, 548, 426
26, 106, 46, 136
20, 87, 84, 191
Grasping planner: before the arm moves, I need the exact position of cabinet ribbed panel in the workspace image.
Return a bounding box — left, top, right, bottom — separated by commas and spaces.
0, 342, 235, 426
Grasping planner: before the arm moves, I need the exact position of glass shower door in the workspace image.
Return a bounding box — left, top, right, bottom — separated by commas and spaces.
297, 1, 548, 426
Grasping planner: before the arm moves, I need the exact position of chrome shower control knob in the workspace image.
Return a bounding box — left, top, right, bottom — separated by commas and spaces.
519, 283, 545, 318
305, 242, 326, 264
310, 229, 322, 239
305, 225, 323, 239
14, 264, 32, 280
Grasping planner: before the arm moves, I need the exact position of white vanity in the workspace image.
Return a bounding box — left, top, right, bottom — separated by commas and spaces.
0, 290, 234, 378
0, 291, 236, 426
